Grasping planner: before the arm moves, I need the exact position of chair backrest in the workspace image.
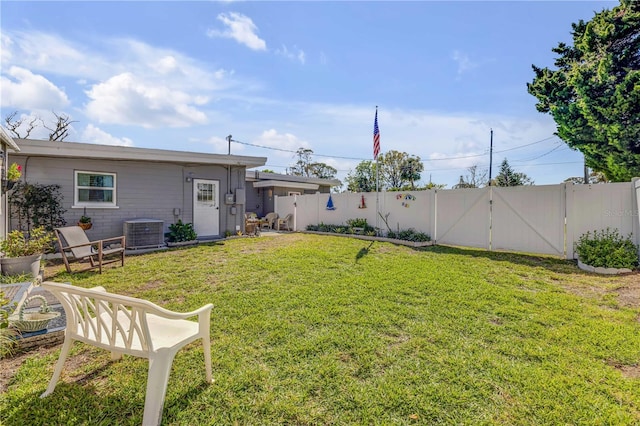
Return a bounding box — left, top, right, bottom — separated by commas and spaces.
42, 281, 163, 356
265, 212, 278, 224
55, 226, 94, 259
282, 214, 292, 223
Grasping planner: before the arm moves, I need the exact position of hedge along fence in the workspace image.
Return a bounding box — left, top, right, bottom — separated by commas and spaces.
274, 179, 640, 260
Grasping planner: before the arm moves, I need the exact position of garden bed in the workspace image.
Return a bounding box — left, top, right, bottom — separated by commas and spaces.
577, 259, 633, 275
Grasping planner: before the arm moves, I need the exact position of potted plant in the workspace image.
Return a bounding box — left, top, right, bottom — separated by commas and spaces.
78, 215, 92, 230
165, 220, 198, 247
0, 226, 55, 278
3, 163, 21, 192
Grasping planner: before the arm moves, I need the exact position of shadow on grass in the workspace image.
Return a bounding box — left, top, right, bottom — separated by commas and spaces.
419, 244, 584, 275
355, 241, 375, 263
6, 374, 212, 425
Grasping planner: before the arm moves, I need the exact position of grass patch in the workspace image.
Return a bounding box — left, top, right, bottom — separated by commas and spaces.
2, 234, 639, 425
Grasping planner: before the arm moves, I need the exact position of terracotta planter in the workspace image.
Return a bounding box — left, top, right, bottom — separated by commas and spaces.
1, 253, 43, 278
78, 222, 92, 230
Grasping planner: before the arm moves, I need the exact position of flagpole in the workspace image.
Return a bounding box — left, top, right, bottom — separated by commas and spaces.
373, 106, 380, 236
376, 156, 380, 236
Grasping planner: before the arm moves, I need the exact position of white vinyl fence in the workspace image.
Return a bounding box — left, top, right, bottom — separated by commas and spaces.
274, 179, 640, 259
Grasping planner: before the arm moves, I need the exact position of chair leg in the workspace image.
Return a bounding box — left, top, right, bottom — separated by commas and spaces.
202, 336, 212, 383
41, 338, 74, 398
142, 352, 177, 426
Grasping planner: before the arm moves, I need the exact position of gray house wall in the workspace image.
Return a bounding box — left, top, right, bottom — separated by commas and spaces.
245, 183, 334, 217
10, 155, 247, 240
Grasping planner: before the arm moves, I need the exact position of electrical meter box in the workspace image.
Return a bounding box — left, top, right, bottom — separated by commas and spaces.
224, 193, 235, 205
235, 188, 246, 205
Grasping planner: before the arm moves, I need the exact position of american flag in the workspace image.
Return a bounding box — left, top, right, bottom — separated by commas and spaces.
373, 109, 381, 160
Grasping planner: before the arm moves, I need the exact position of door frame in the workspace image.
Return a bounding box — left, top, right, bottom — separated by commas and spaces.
193, 179, 220, 237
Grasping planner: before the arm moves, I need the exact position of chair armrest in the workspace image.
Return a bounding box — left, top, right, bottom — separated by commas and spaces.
61, 241, 98, 251
147, 303, 213, 321
99, 236, 126, 245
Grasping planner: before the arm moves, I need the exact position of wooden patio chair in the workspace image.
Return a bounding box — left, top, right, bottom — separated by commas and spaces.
276, 213, 293, 231
55, 226, 125, 274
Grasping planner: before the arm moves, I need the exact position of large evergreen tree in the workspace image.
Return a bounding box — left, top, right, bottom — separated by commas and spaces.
527, 0, 640, 181
495, 159, 534, 187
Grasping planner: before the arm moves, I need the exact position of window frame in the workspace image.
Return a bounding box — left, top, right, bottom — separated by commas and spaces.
73, 170, 118, 208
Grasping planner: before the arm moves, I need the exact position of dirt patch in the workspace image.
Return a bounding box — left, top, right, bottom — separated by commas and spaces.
607, 360, 640, 379
0, 345, 59, 393
616, 282, 640, 309
561, 273, 640, 310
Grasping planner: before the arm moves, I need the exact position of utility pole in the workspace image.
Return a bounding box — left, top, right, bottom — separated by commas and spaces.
488, 129, 494, 186
227, 134, 232, 155
583, 159, 589, 184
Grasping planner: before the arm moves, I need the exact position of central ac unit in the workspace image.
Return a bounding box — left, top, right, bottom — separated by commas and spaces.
123, 219, 164, 249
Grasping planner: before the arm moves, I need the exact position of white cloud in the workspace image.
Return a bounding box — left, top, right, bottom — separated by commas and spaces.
275, 45, 306, 64
255, 129, 310, 161
81, 124, 133, 146
84, 72, 208, 128
0, 66, 69, 110
451, 50, 479, 77
207, 12, 267, 51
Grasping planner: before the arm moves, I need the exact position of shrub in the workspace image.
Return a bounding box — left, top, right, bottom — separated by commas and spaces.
8, 182, 67, 232
0, 291, 18, 359
165, 220, 198, 243
0, 226, 55, 257
396, 228, 431, 242
575, 228, 638, 269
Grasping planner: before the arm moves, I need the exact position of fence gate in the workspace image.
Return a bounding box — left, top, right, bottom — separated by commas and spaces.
491, 185, 565, 256
435, 187, 490, 249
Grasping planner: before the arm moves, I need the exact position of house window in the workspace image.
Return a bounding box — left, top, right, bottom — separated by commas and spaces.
75, 171, 116, 207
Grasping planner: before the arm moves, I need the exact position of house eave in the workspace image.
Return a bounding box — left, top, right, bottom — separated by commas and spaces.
246, 170, 340, 186
0, 127, 20, 152
14, 139, 266, 168
252, 180, 320, 190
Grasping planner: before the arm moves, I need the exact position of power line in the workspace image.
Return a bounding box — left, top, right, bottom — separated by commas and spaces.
231, 139, 365, 161
232, 135, 560, 163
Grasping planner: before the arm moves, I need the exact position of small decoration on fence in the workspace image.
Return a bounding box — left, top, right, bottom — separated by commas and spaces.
326, 194, 336, 210
358, 195, 367, 209
396, 193, 416, 208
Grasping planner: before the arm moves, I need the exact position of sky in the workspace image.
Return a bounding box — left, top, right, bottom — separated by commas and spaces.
0, 0, 618, 189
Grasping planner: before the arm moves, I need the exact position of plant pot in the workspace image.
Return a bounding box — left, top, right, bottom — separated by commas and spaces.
78, 222, 92, 230
2, 179, 16, 192
1, 253, 43, 278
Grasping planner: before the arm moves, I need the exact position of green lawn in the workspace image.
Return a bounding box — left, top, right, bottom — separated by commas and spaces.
2, 234, 639, 425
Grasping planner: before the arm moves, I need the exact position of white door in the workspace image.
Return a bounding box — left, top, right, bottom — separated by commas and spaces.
193, 179, 220, 237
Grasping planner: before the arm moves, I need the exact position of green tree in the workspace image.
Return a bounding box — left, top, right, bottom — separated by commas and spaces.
527, 0, 640, 181
288, 148, 337, 180
495, 159, 534, 187
345, 160, 377, 192
379, 150, 423, 190
400, 157, 424, 190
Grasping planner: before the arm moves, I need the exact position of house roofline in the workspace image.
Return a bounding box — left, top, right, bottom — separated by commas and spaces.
0, 127, 20, 152
252, 180, 319, 190
246, 169, 340, 186
14, 139, 266, 168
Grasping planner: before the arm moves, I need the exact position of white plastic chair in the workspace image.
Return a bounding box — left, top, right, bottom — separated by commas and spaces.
40, 281, 213, 426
